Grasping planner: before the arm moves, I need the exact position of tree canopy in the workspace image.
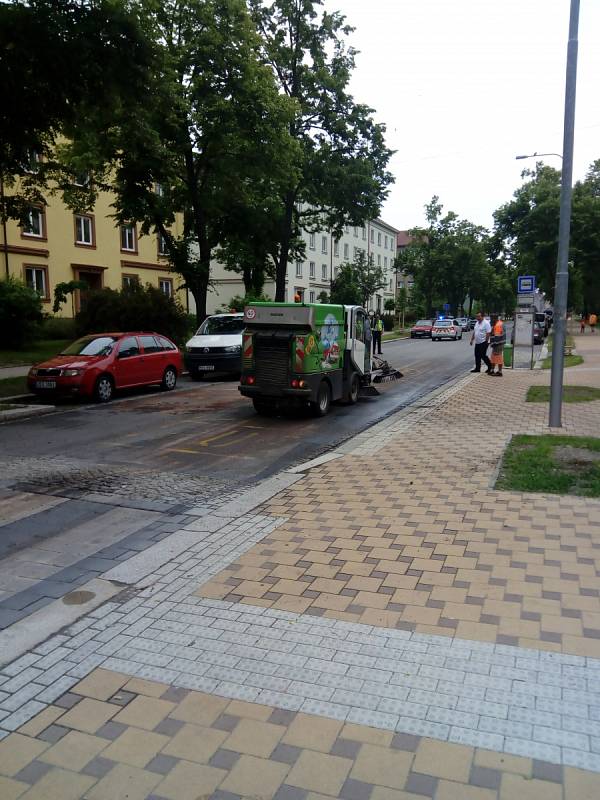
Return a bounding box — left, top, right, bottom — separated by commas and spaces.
330, 251, 387, 307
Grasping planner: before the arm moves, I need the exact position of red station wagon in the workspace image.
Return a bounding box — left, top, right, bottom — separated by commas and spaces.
28, 332, 183, 403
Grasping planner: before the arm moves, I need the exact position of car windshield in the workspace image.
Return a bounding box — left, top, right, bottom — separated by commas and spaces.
415, 320, 431, 327
60, 336, 117, 356
435, 320, 452, 327
196, 317, 244, 335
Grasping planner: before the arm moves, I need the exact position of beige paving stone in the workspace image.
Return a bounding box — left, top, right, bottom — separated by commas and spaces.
86, 763, 161, 800
0, 733, 49, 777
39, 730, 108, 771
286, 750, 352, 795
122, 677, 169, 698
436, 780, 496, 800
156, 761, 226, 800
412, 739, 473, 782
282, 713, 343, 752
162, 723, 227, 763
169, 691, 229, 725
71, 668, 129, 701
350, 743, 413, 790
113, 696, 175, 731
499, 772, 563, 800
17, 768, 95, 800
225, 699, 273, 721
17, 706, 64, 738
564, 766, 600, 800
220, 754, 289, 796
58, 698, 119, 734
223, 718, 284, 758
340, 723, 393, 747
0, 775, 28, 800
102, 728, 169, 768
370, 790, 429, 800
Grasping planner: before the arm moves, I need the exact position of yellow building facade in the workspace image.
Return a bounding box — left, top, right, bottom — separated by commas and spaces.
0, 179, 186, 317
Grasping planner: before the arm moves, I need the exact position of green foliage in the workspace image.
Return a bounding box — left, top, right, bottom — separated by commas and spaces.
381, 315, 394, 331
384, 298, 396, 311
330, 251, 387, 308
220, 293, 272, 312
496, 434, 600, 497
41, 316, 77, 340
53, 280, 89, 314
317, 291, 329, 304
0, 277, 43, 348
249, 0, 394, 300
75, 283, 188, 344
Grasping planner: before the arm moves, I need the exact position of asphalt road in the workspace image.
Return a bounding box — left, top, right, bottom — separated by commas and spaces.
1, 335, 475, 489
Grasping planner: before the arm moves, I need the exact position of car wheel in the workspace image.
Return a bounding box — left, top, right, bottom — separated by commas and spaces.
94, 375, 114, 403
346, 373, 360, 405
311, 380, 332, 417
162, 366, 177, 391
252, 398, 276, 416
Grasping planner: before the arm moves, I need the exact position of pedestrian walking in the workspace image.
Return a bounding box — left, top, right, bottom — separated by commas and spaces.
372, 313, 383, 355
489, 314, 506, 376
590, 313, 597, 334
580, 314, 587, 334
469, 311, 492, 373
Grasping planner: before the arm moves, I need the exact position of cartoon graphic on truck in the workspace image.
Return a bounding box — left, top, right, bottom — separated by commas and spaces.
239, 302, 401, 416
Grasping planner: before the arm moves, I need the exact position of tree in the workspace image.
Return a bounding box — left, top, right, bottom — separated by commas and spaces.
0, 0, 155, 222
329, 263, 361, 305
330, 251, 386, 307
571, 160, 600, 314
0, 276, 43, 348
249, 0, 394, 300
53, 280, 89, 316
61, 0, 297, 323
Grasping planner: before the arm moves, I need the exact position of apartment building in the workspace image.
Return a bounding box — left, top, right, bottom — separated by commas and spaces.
396, 230, 414, 294
1, 174, 185, 317
206, 216, 399, 313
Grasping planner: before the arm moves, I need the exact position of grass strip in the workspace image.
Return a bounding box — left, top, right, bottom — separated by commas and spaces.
0, 339, 70, 367
496, 434, 600, 497
0, 376, 28, 398
527, 385, 600, 403
541, 354, 584, 369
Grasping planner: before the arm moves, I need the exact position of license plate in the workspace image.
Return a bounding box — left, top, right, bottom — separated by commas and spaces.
35, 380, 56, 388
197, 365, 215, 371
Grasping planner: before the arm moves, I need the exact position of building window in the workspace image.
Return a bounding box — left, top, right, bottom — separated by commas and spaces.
321, 235, 327, 254
377, 254, 381, 266
120, 224, 136, 252
296, 261, 303, 278
384, 256, 388, 268
309, 291, 315, 303
24, 266, 48, 299
155, 182, 164, 196
343, 243, 349, 259
377, 296, 382, 313
122, 274, 139, 289
389, 279, 393, 291
362, 227, 366, 240
345, 225, 350, 234
398, 280, 405, 289
309, 261, 315, 278
75, 214, 94, 246
74, 171, 90, 187
309, 232, 315, 250
370, 229, 374, 243
24, 150, 42, 173
157, 233, 168, 256
333, 240, 339, 257
322, 263, 327, 280
377, 232, 382, 246
159, 278, 173, 297
353, 226, 358, 237
23, 207, 45, 238
384, 235, 388, 249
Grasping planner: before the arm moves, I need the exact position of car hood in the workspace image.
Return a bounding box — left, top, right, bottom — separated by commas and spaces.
412, 325, 431, 330
33, 355, 103, 370
186, 333, 242, 347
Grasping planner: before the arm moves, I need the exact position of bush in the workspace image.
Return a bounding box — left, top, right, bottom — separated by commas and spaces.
75, 283, 189, 345
382, 315, 395, 331
0, 277, 43, 348
220, 293, 271, 312
41, 316, 77, 340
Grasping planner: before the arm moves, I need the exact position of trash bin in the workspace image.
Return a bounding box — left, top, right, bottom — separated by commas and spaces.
503, 344, 513, 368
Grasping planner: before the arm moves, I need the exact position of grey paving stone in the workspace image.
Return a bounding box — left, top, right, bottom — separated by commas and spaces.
272, 786, 308, 800
81, 756, 117, 779
146, 754, 180, 775
532, 759, 563, 783
330, 737, 362, 759
153, 717, 185, 737
339, 777, 374, 800
404, 771, 438, 797
391, 732, 421, 752
37, 724, 70, 743
212, 714, 241, 732
469, 765, 502, 790
96, 721, 128, 740
271, 743, 302, 765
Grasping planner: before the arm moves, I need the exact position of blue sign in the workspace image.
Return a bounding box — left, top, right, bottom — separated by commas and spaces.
518, 275, 536, 293
443, 303, 450, 311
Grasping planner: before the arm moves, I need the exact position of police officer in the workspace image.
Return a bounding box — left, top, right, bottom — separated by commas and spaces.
373, 313, 383, 355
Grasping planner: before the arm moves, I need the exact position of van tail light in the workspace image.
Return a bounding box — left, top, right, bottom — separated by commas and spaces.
242, 375, 255, 385
291, 379, 299, 388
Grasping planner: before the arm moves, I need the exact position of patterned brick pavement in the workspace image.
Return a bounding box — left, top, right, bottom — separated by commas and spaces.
198, 341, 600, 657
1, 667, 598, 800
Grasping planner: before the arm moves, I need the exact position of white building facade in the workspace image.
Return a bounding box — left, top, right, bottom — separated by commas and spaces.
203, 217, 399, 314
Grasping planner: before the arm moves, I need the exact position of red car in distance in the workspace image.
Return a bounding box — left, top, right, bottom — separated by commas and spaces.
28, 332, 183, 403
410, 319, 434, 339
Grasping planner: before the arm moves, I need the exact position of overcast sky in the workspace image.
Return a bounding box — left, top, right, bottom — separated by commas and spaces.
324, 0, 600, 232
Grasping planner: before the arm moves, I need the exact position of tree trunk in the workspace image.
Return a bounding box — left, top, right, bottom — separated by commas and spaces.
275, 192, 295, 302
467, 295, 474, 317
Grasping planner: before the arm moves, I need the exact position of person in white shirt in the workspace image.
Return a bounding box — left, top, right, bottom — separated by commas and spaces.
470, 312, 492, 373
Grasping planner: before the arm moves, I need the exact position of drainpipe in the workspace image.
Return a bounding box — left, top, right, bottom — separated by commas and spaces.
0, 176, 10, 278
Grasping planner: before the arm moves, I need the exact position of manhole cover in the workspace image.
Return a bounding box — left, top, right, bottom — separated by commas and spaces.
62, 590, 95, 605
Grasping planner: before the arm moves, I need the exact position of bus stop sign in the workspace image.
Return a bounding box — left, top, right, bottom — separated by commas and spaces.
518, 275, 536, 293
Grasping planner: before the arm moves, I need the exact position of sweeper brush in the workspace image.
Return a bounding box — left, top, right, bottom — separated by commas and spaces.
360, 356, 404, 396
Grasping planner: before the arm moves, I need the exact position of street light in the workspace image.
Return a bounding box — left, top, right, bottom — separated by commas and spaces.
515, 152, 563, 160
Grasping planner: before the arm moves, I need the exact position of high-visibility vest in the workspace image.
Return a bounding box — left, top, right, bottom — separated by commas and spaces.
375, 319, 384, 332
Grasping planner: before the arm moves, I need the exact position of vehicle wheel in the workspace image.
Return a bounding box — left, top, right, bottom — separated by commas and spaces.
252, 398, 276, 416
346, 373, 360, 404
162, 366, 177, 391
311, 380, 331, 417
94, 375, 114, 403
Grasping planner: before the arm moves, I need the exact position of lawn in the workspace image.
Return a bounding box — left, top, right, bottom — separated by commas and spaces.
383, 329, 410, 341
0, 403, 19, 412
527, 385, 600, 403
541, 354, 584, 369
0, 339, 71, 367
0, 376, 28, 398
496, 434, 600, 498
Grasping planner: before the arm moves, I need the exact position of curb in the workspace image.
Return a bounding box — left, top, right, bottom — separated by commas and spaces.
0, 404, 56, 423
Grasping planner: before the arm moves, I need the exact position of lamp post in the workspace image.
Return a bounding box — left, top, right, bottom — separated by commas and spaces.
515, 152, 563, 161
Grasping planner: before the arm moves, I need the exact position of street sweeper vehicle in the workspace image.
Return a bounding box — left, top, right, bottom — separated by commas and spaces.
238, 302, 402, 416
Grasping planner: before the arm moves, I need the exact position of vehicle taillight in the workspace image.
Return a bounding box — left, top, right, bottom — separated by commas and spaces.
242, 375, 255, 385
291, 379, 299, 388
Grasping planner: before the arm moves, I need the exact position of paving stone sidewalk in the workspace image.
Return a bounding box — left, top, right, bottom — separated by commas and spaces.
1, 334, 600, 798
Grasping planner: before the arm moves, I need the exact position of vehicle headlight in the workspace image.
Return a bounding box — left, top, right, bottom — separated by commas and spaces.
224, 345, 241, 353
29, 368, 38, 376
62, 369, 82, 377
186, 345, 192, 352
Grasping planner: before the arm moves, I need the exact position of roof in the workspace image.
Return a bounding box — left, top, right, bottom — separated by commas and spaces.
373, 218, 401, 234
396, 231, 413, 247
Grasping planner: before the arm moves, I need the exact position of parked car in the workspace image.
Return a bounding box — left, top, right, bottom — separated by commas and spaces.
431, 319, 463, 341
184, 313, 245, 379
535, 312, 549, 337
28, 332, 182, 403
533, 320, 545, 344
456, 317, 470, 332
410, 319, 434, 339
